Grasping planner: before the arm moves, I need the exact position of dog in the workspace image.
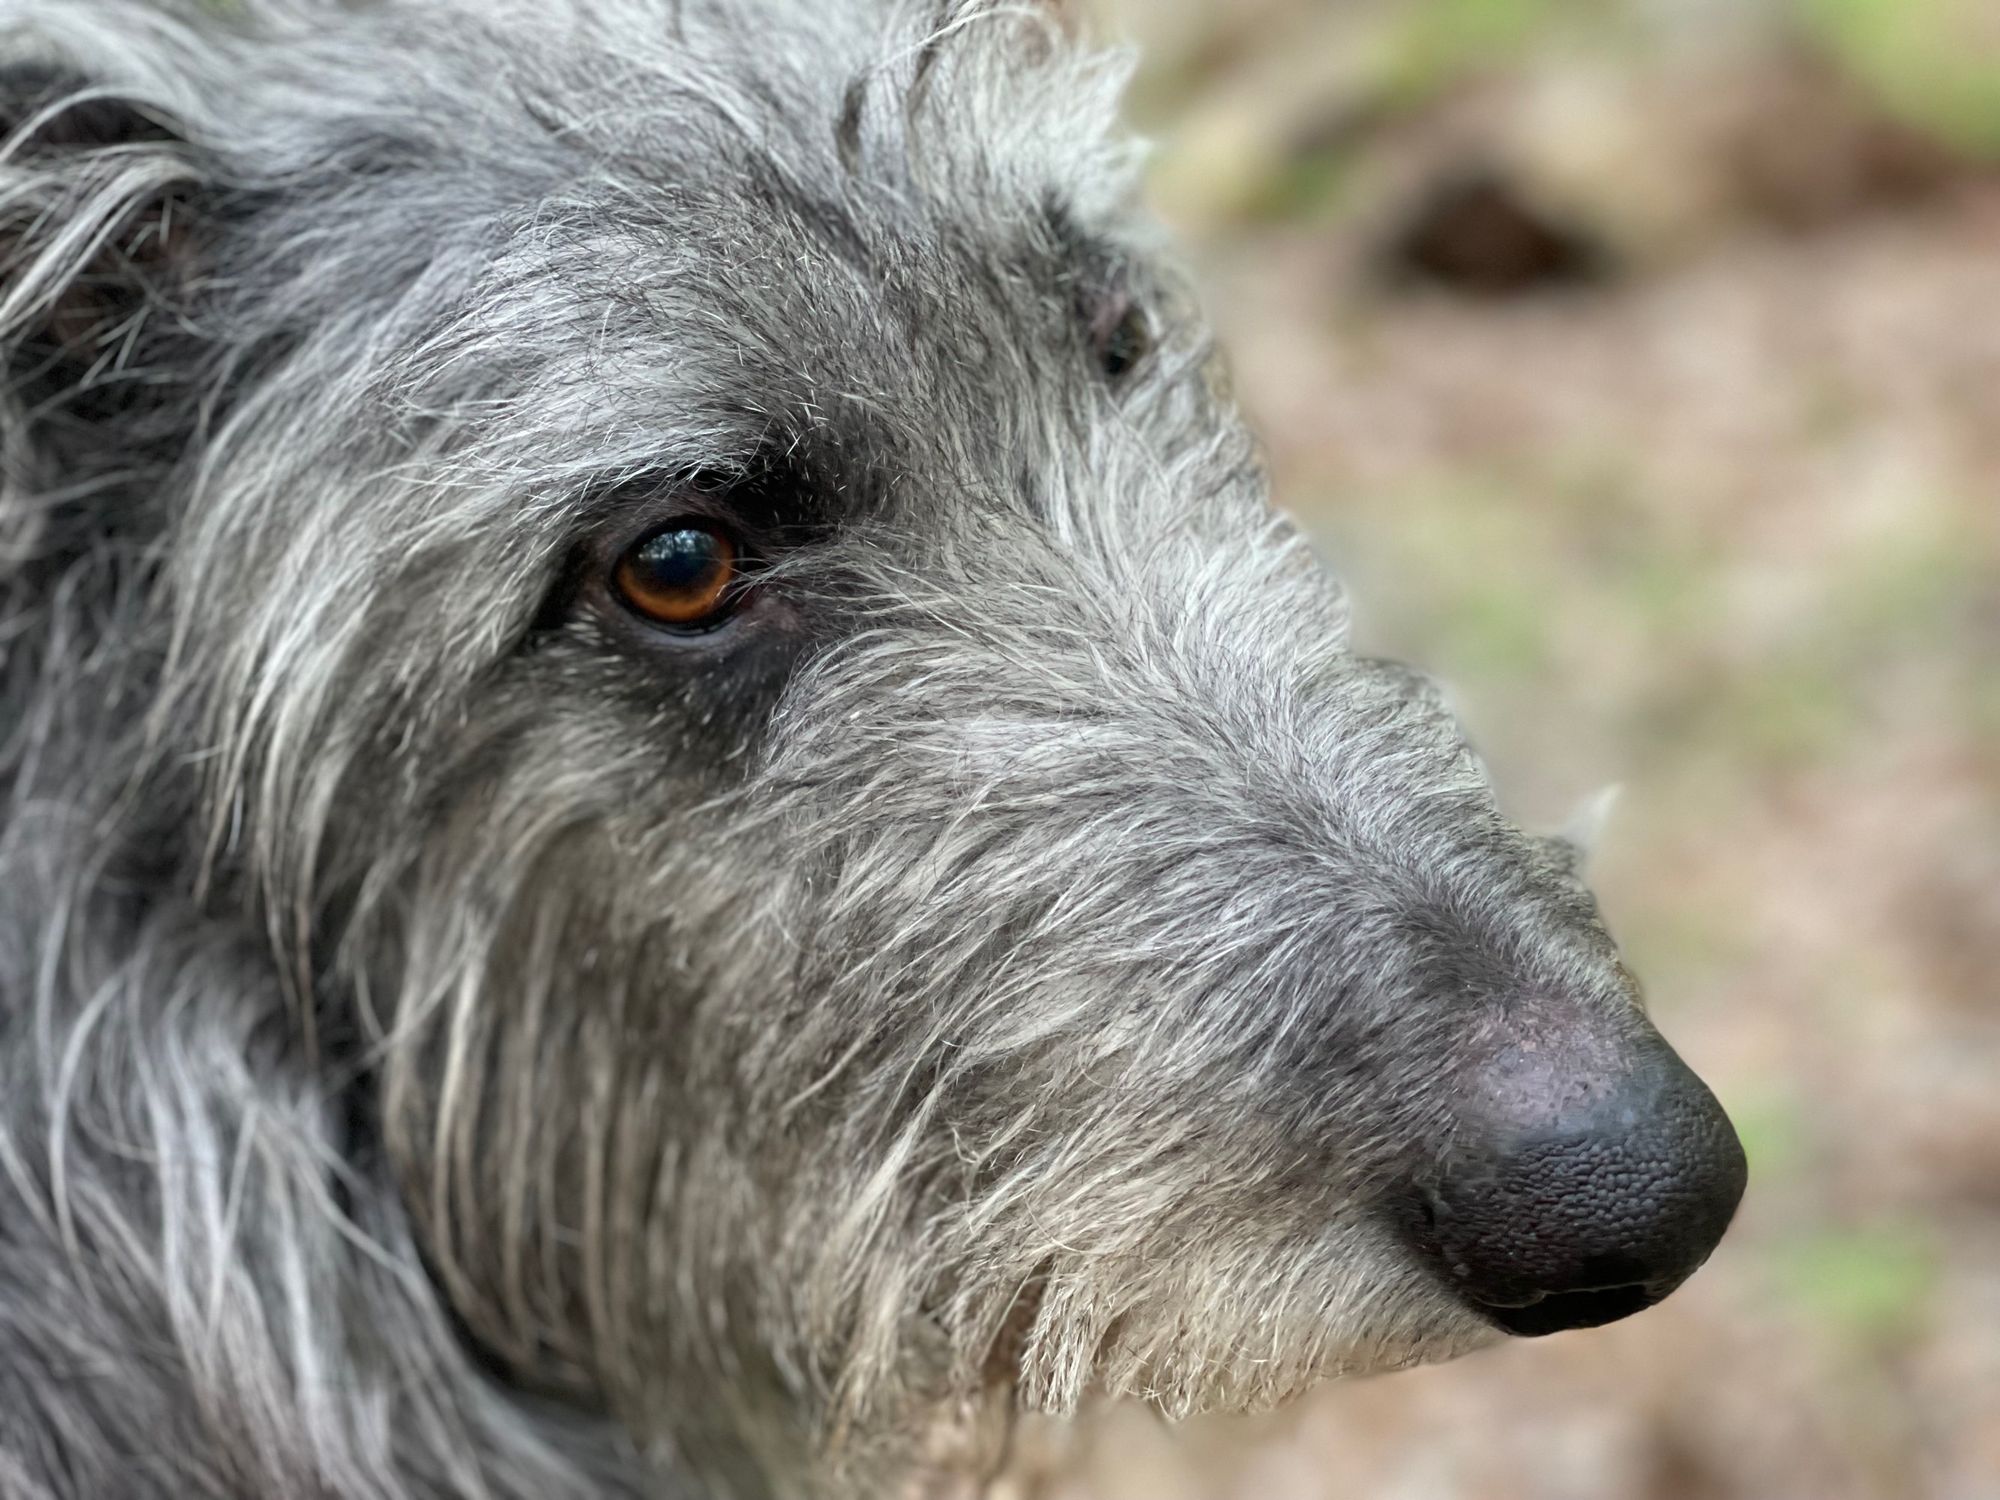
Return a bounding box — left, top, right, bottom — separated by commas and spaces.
0, 2, 1746, 1496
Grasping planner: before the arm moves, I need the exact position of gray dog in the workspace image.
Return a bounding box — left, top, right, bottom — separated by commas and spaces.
0, 2, 1747, 1497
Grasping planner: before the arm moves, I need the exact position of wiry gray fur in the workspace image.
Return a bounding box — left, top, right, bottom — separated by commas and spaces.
0, 2, 1638, 1496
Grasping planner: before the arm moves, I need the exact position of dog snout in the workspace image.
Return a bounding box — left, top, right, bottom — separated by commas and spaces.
1396, 1016, 1747, 1336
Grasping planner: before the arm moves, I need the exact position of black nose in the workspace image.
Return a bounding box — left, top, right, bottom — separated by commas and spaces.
1399, 1025, 1747, 1336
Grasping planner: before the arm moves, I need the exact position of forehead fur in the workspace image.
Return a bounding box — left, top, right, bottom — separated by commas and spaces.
7, 0, 1146, 409
8, 0, 1157, 530
15, 0, 1144, 219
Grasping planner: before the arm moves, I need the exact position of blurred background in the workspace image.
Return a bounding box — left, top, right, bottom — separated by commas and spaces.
1004, 1, 2000, 1497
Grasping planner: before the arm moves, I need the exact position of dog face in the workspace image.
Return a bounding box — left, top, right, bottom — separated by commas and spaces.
3, 1, 1743, 1491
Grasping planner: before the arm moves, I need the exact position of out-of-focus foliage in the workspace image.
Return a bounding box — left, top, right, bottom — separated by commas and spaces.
1802, 0, 2000, 156
1370, 0, 1584, 100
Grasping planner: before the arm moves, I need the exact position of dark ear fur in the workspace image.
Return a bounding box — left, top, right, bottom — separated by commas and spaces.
0, 63, 205, 447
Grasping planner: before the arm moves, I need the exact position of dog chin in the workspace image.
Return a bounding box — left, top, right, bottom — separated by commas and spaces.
1010, 1311, 1494, 1427
871, 1290, 1498, 1498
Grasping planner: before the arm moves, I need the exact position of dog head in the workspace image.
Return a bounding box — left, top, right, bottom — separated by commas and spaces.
1, 3, 1744, 1493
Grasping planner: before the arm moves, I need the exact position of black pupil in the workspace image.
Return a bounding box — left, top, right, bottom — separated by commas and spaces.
1100, 309, 1147, 379
633, 528, 724, 592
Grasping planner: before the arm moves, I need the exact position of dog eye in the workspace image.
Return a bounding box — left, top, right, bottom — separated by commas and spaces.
1092, 299, 1152, 383
613, 524, 743, 629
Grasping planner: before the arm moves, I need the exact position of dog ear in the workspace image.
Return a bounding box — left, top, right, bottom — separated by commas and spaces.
0, 64, 206, 416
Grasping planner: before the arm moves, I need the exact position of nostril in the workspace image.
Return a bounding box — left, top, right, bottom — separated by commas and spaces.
1481, 1284, 1662, 1337
1397, 1034, 1748, 1336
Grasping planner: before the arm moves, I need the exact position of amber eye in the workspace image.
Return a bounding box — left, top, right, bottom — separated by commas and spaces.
612, 524, 742, 629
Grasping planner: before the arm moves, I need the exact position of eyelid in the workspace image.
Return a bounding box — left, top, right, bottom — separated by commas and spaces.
599, 489, 742, 556
590, 457, 834, 557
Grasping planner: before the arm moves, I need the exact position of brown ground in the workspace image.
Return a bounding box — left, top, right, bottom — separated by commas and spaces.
1004, 3, 2000, 1497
